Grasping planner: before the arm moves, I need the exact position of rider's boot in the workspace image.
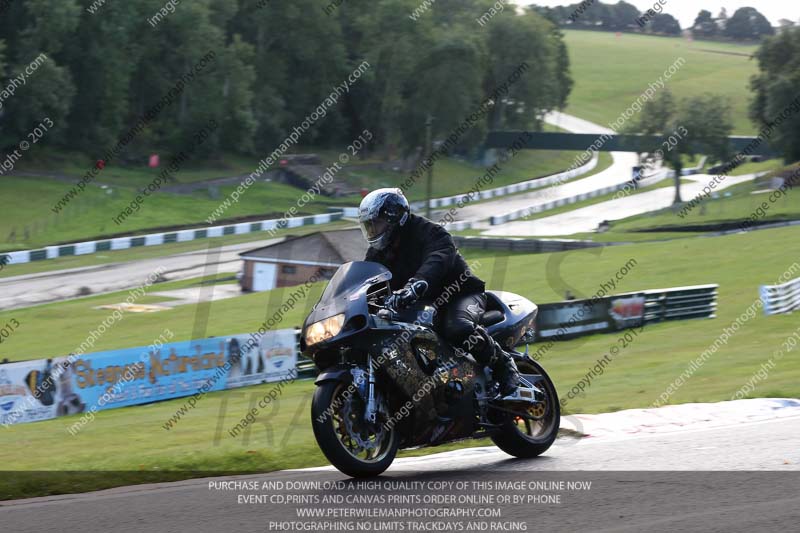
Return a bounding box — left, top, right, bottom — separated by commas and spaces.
471, 327, 520, 397
490, 347, 521, 397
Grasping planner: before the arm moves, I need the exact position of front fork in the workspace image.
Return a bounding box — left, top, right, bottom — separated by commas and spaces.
348, 356, 379, 424
364, 354, 378, 424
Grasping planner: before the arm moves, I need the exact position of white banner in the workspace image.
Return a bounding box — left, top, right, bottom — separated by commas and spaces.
0, 358, 80, 426
225, 329, 298, 388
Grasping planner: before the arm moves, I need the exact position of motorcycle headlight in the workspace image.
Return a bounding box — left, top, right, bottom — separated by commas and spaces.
305, 314, 346, 346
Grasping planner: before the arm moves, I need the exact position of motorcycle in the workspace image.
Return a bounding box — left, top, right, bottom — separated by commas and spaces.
301, 261, 560, 477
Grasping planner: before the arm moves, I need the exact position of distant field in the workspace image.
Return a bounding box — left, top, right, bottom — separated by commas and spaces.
1, 225, 799, 498
563, 31, 759, 134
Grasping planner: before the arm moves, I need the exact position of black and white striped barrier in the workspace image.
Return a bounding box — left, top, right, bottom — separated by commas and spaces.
489, 181, 631, 226
408, 153, 599, 212
1, 212, 343, 266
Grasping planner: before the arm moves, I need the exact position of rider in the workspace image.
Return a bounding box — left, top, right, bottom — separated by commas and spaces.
358, 188, 520, 396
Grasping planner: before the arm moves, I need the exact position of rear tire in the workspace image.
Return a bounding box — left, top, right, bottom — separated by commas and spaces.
311, 381, 398, 477
490, 358, 560, 458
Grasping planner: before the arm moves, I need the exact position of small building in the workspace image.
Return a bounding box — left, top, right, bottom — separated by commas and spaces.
239, 228, 367, 291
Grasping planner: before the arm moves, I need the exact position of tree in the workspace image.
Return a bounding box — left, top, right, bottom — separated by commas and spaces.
717, 8, 728, 32
724, 7, 774, 41
217, 35, 258, 154
484, 11, 569, 132
750, 27, 800, 162
692, 10, 717, 38
648, 13, 681, 35
610, 1, 641, 31
0, 0, 576, 167
1, 0, 80, 148
400, 32, 485, 152
631, 90, 733, 204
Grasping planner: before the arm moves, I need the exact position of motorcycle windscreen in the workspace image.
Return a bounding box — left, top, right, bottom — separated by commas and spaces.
318, 261, 392, 303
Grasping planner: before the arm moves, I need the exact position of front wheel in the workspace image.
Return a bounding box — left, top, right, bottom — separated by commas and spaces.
490, 357, 560, 458
311, 380, 398, 477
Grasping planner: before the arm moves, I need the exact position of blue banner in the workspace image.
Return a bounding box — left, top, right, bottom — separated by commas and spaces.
69, 336, 233, 412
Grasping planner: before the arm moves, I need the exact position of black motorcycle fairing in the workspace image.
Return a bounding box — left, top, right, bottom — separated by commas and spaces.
302, 262, 392, 354
314, 365, 356, 386
484, 291, 539, 349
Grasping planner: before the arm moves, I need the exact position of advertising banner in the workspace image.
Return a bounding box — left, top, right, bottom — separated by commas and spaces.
608, 294, 646, 329
535, 294, 646, 341
225, 329, 298, 389
69, 337, 232, 414
0, 358, 77, 426
535, 298, 611, 340
1, 329, 299, 426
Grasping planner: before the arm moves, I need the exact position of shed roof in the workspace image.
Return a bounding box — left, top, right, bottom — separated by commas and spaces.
240, 228, 367, 265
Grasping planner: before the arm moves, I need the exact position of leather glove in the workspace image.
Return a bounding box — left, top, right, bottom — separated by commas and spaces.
385, 279, 428, 312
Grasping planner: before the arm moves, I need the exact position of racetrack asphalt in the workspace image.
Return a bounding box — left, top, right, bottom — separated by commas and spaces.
2, 414, 798, 532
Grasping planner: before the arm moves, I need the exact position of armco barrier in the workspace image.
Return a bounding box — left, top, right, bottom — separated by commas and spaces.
488, 156, 713, 227
0, 329, 297, 426
453, 235, 607, 253
490, 181, 631, 226
409, 152, 599, 212
761, 276, 800, 316
1, 213, 343, 266
532, 285, 716, 343
637, 284, 719, 322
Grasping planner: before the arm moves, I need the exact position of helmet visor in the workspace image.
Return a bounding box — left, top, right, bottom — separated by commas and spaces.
360, 217, 389, 243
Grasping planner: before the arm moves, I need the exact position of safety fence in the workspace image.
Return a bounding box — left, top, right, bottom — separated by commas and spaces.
638, 284, 719, 322
1, 213, 343, 266
490, 181, 633, 226
453, 235, 607, 253
409, 153, 599, 212
487, 157, 716, 226
533, 284, 717, 342
761, 276, 800, 316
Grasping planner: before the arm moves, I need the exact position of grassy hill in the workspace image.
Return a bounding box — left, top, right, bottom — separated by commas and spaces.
563, 31, 759, 134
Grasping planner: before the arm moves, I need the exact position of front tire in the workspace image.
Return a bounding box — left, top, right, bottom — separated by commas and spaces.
311, 380, 398, 477
490, 358, 560, 458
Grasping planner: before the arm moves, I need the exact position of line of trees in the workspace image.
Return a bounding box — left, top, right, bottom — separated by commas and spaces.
533, 2, 777, 40
0, 0, 572, 166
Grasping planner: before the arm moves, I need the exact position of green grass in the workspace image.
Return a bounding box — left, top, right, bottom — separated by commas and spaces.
1, 225, 799, 497
0, 175, 356, 251
727, 158, 786, 176
564, 30, 759, 134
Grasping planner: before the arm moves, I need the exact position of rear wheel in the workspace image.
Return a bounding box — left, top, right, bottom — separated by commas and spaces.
490, 358, 560, 458
311, 380, 398, 477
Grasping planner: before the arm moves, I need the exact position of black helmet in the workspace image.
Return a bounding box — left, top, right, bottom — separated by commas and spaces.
358, 188, 410, 251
